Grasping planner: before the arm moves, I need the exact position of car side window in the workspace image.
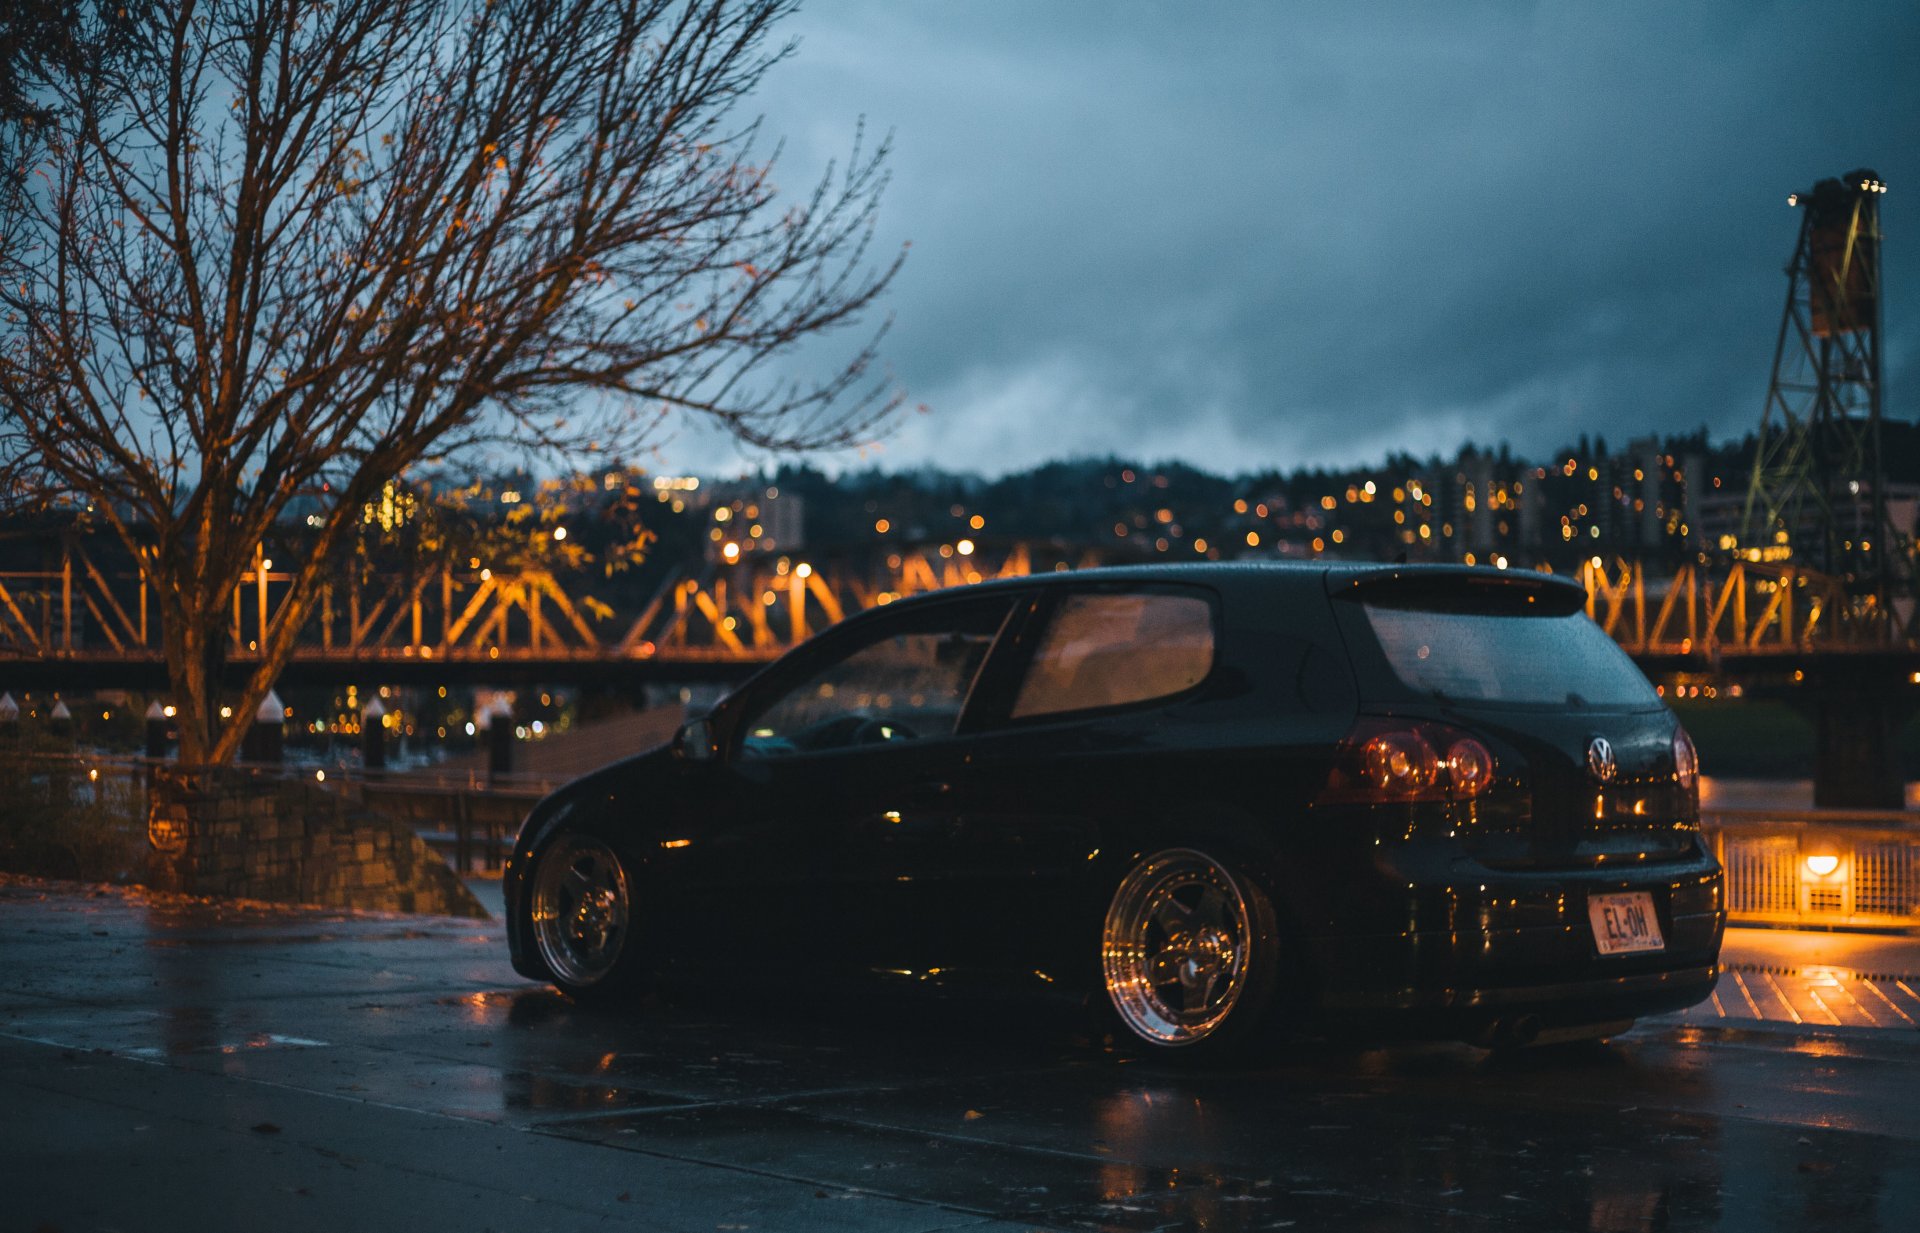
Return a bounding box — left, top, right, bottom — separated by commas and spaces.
1011, 591, 1214, 720
737, 598, 1012, 758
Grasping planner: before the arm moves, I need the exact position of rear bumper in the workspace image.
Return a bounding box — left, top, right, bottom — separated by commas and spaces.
1315, 925, 1722, 1021
1306, 858, 1726, 1034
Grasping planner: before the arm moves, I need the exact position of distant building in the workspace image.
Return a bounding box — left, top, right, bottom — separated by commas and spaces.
704, 482, 805, 562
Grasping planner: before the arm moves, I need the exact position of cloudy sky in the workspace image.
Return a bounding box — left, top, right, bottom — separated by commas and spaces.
674, 1, 1919, 478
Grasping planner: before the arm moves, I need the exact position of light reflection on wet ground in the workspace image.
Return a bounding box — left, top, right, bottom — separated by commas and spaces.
5, 876, 1920, 1231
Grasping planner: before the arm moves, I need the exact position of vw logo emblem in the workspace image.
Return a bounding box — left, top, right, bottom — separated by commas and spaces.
1587, 736, 1617, 783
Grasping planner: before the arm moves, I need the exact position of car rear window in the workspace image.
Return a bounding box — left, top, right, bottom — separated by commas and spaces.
1012, 592, 1214, 719
1362, 603, 1659, 709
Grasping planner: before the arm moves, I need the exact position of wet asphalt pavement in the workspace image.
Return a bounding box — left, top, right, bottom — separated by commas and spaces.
4, 876, 1919, 1233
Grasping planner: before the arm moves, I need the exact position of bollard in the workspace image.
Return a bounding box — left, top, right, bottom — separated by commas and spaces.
144, 701, 170, 760
478, 695, 515, 783
47, 699, 73, 804
242, 690, 285, 763
361, 697, 387, 771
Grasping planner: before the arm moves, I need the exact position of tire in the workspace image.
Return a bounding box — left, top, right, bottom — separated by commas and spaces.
527, 830, 645, 1000
1101, 846, 1281, 1059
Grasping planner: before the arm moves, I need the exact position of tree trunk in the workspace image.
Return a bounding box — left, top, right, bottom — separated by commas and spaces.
165, 599, 222, 767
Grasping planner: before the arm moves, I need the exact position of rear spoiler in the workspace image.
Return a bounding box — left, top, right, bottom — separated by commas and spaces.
1326, 566, 1586, 616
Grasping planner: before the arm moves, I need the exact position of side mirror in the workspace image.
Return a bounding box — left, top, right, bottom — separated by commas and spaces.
675, 717, 717, 763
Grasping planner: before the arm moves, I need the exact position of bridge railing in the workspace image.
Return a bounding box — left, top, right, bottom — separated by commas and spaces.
1704, 809, 1920, 928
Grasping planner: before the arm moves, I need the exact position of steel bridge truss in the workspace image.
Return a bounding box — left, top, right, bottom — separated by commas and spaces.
0, 540, 1079, 668
1, 536, 1900, 677
1582, 558, 1891, 656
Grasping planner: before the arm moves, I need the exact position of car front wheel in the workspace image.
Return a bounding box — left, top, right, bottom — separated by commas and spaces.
1101, 846, 1280, 1056
529, 831, 642, 999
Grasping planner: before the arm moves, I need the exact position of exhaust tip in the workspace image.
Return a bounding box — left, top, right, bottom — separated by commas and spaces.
1473, 1014, 1546, 1050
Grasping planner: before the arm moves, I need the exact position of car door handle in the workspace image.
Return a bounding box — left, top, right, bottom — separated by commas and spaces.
909, 780, 952, 804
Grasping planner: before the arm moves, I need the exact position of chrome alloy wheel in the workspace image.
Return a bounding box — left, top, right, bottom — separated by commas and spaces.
530, 834, 631, 988
1103, 848, 1254, 1046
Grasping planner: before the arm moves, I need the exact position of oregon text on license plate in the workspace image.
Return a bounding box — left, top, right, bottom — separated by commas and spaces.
1588, 892, 1665, 955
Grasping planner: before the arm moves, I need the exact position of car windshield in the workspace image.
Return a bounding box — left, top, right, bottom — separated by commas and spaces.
1362, 603, 1660, 709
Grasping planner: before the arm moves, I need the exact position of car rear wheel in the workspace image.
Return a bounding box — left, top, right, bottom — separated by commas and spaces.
529, 832, 641, 998
1102, 847, 1280, 1056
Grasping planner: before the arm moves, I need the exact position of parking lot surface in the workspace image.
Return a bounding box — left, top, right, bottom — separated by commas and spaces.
5, 875, 1919, 1232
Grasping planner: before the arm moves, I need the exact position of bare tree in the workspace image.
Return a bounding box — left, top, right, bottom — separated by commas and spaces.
0, 0, 901, 764
3, 2, 148, 129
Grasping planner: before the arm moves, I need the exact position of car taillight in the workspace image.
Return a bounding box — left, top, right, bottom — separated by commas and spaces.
1363, 728, 1439, 792
1322, 717, 1498, 803
1672, 726, 1699, 792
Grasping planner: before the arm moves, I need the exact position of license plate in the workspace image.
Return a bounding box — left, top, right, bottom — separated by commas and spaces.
1588, 892, 1665, 955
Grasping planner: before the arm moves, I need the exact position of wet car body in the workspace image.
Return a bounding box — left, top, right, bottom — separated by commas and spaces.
505, 562, 1724, 1050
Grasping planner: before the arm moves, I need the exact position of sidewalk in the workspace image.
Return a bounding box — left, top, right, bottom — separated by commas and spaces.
1679, 926, 1920, 1031
463, 871, 505, 919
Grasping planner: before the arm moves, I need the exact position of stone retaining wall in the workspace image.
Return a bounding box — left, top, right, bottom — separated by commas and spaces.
147, 767, 488, 918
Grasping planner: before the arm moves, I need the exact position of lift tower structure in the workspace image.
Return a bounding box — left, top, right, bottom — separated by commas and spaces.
1740, 169, 1912, 808
1741, 168, 1896, 634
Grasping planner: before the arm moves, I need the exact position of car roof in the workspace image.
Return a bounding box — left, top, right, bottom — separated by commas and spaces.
873, 559, 1583, 612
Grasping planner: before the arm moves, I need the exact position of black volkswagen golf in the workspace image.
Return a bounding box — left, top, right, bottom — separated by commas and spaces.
504, 563, 1724, 1056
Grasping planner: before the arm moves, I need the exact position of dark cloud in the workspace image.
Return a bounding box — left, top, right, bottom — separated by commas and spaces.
675, 1, 1920, 477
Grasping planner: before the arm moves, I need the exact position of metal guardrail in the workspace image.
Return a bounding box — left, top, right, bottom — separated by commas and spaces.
0, 753, 546, 875
357, 779, 541, 872
1705, 809, 1920, 929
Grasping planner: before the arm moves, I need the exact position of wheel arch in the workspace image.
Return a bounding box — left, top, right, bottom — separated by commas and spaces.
1099, 797, 1304, 932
